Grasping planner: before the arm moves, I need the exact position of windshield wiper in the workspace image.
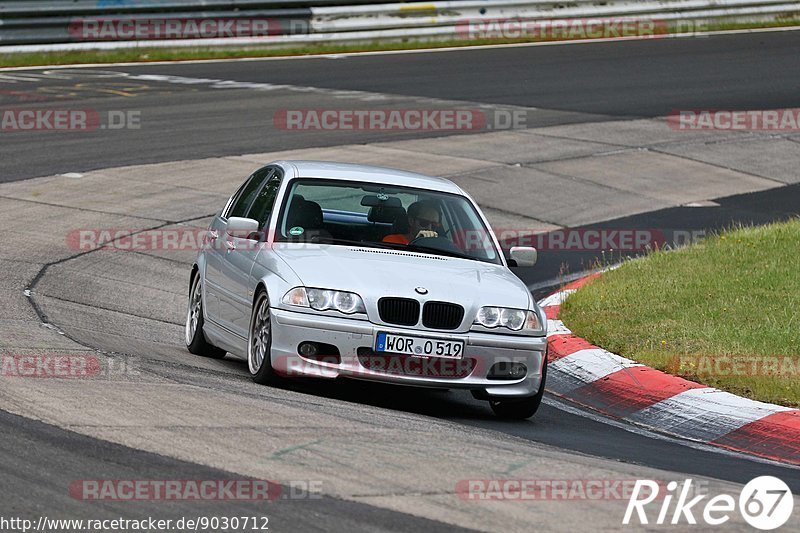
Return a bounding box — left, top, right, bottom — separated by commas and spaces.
313, 237, 396, 249
313, 237, 487, 262
405, 243, 478, 261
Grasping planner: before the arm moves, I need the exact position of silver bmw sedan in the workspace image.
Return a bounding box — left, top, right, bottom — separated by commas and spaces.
186, 160, 548, 419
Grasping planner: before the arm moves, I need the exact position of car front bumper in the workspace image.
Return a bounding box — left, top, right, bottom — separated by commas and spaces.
270, 308, 547, 399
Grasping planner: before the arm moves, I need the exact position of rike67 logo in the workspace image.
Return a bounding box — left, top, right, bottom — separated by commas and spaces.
624, 476, 794, 530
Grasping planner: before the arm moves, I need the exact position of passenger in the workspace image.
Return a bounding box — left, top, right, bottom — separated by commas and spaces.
383, 201, 441, 245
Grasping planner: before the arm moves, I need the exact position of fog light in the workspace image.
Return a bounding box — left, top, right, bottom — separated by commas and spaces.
487, 362, 528, 380
508, 363, 526, 377
298, 342, 318, 357
297, 342, 341, 364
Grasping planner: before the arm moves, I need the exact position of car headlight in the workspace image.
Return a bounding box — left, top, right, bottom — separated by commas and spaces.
281, 287, 366, 315
474, 306, 540, 332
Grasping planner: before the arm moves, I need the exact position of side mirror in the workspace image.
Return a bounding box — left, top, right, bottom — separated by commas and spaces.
509, 246, 537, 267
226, 217, 260, 240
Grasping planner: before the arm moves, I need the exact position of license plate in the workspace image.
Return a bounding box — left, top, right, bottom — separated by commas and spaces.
375, 332, 464, 359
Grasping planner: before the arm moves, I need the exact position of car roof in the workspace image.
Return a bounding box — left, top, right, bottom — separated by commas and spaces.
276, 160, 464, 195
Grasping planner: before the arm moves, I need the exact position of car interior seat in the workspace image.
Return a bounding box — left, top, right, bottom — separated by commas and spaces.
390, 210, 410, 236
285, 196, 331, 241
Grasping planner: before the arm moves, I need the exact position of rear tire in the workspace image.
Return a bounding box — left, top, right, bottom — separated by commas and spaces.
489, 356, 547, 420
185, 271, 226, 359
248, 289, 278, 385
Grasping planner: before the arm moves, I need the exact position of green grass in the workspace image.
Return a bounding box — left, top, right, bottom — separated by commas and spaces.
2, 18, 799, 68
560, 219, 800, 407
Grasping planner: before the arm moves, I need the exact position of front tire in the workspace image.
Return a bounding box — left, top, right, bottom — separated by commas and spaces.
248, 289, 277, 385
185, 271, 226, 359
489, 356, 547, 420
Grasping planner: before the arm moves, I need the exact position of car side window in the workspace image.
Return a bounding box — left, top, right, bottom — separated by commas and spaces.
246, 170, 282, 227
227, 167, 272, 219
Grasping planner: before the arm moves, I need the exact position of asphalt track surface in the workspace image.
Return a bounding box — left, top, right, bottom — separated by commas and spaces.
0, 409, 465, 532
2, 30, 800, 182
2, 31, 800, 531
528, 181, 800, 293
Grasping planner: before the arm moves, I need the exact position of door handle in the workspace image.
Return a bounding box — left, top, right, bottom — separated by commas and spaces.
208, 230, 218, 241
225, 240, 236, 252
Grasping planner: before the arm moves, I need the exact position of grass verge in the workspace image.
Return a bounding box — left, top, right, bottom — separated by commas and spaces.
1, 19, 799, 68
560, 219, 800, 407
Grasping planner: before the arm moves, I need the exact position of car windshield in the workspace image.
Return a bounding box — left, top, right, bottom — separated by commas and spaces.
274, 179, 502, 265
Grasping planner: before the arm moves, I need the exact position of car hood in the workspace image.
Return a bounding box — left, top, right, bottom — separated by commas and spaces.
272, 244, 531, 310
